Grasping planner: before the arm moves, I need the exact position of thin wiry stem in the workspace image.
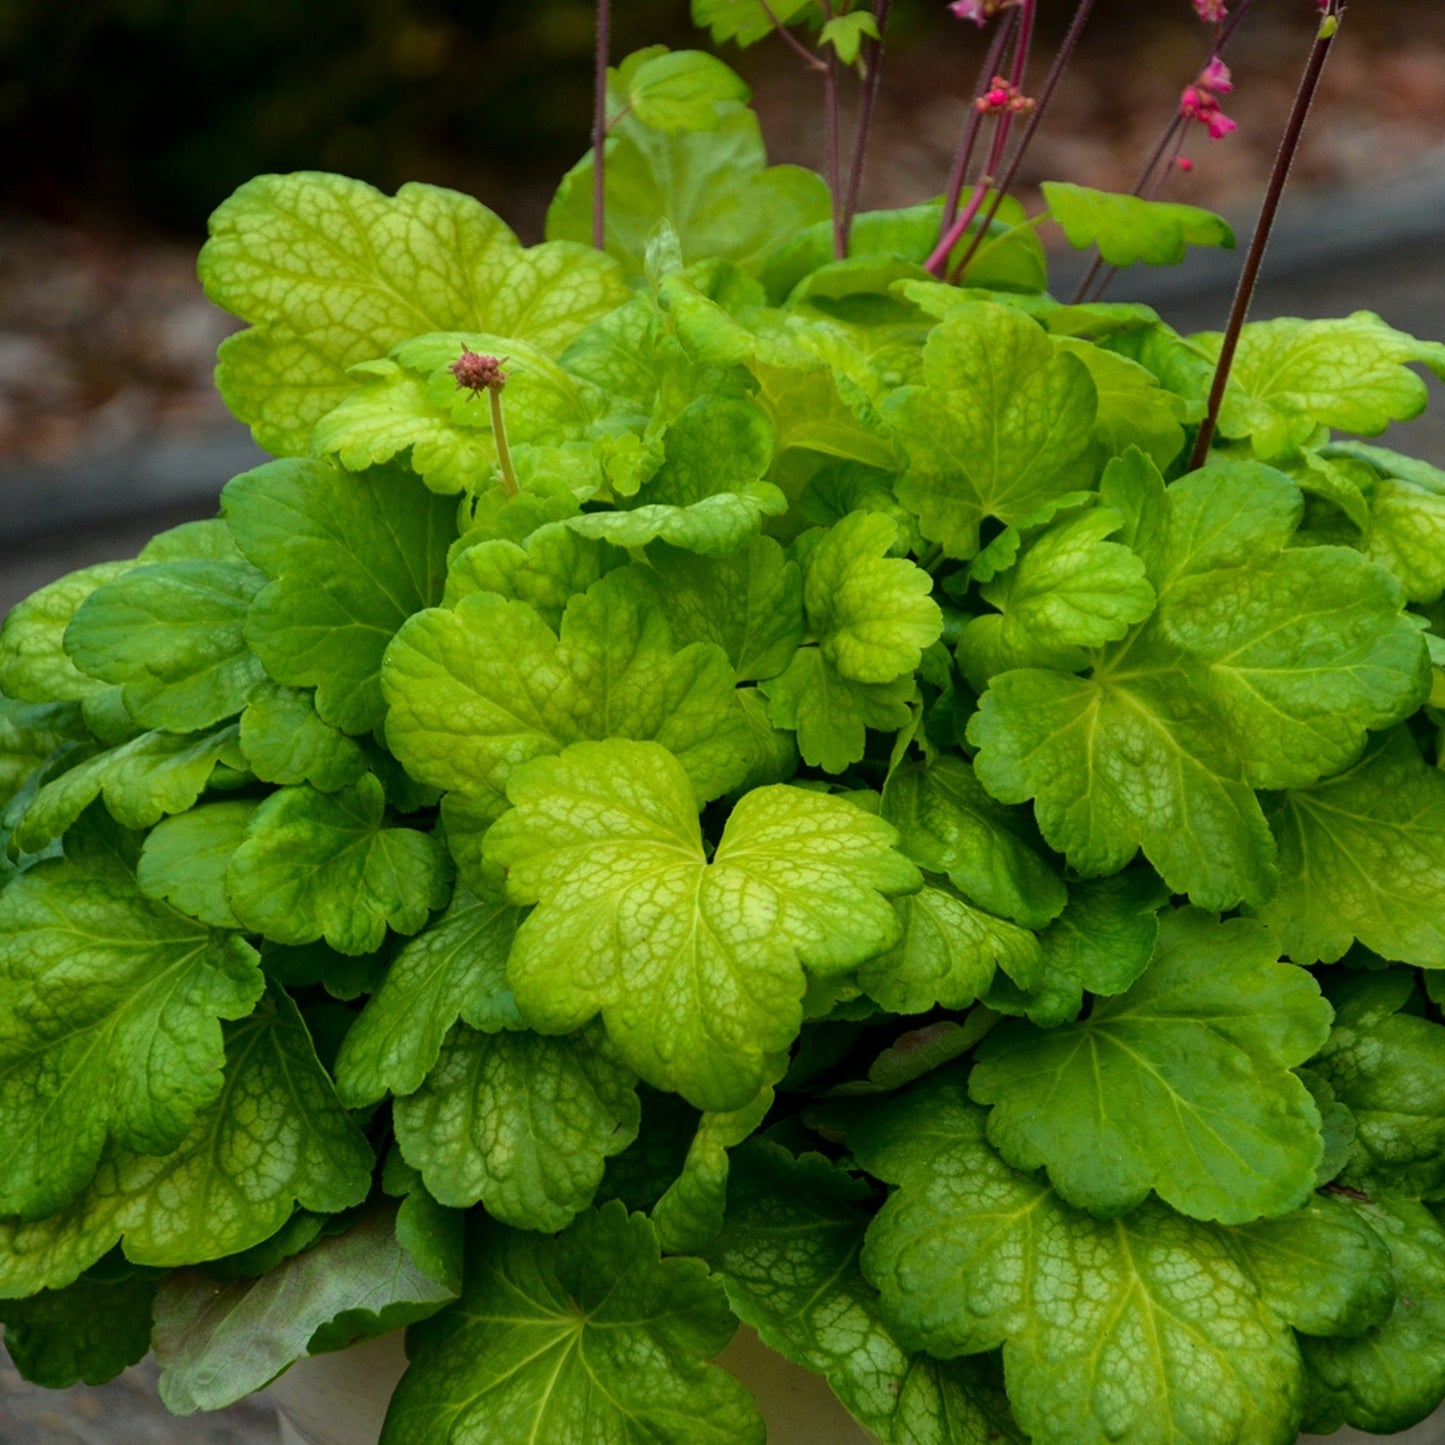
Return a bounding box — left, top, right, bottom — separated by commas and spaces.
820, 0, 847, 258
760, 0, 828, 71
490, 389, 519, 497
941, 12, 1017, 234
1188, 0, 1342, 470
947, 0, 1093, 284
926, 179, 996, 275
592, 0, 610, 251
841, 0, 893, 247
1072, 0, 1260, 302
984, 0, 1037, 176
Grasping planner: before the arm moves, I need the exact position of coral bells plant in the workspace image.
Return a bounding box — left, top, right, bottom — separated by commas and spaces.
3, 0, 1445, 1442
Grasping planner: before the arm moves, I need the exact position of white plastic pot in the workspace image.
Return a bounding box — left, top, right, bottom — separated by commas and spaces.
266, 1328, 1445, 1445
268, 1324, 875, 1445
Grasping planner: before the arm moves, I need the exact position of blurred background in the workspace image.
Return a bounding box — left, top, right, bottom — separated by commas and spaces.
1, 0, 1442, 491
1, 2, 1444, 1439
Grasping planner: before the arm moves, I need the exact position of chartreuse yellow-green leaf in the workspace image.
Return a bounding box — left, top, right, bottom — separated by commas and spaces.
708, 1141, 1024, 1445
314, 332, 600, 496
886, 303, 1098, 559
486, 738, 918, 1111
379, 1203, 763, 1445
224, 458, 457, 736
882, 755, 1064, 929
1256, 728, 1445, 966
858, 878, 1042, 1016
1053, 338, 1190, 469
0, 988, 373, 1296
0, 815, 263, 1218
621, 47, 751, 132
692, 0, 812, 48
957, 504, 1157, 687
444, 523, 625, 631
383, 567, 750, 814
0, 561, 135, 704
970, 909, 1333, 1223
759, 508, 937, 772
1033, 867, 1167, 998
635, 536, 803, 682
227, 775, 451, 956
11, 722, 246, 854
393, 1021, 639, 1232
200, 171, 627, 455
335, 876, 522, 1107
1202, 311, 1445, 462
0, 1260, 159, 1388
238, 682, 367, 793
1310, 971, 1445, 1200
1041, 182, 1235, 267
805, 511, 941, 684
852, 1076, 1390, 1445
62, 559, 267, 730
154, 1196, 460, 1415
1325, 441, 1445, 603
566, 395, 785, 557
0, 699, 85, 811
1228, 1195, 1394, 1339
970, 458, 1428, 909
652, 1067, 780, 1255
1301, 1195, 1445, 1436
760, 647, 913, 774
137, 800, 259, 930
546, 86, 829, 282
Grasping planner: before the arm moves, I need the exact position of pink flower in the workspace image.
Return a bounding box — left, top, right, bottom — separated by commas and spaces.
1180, 58, 1237, 141
1199, 56, 1232, 93
449, 349, 508, 394
948, 0, 1022, 21
1191, 0, 1227, 21
975, 74, 1035, 115
1176, 155, 1195, 172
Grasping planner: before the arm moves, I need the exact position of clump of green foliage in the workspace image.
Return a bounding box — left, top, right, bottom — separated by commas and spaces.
2, 6, 1445, 1443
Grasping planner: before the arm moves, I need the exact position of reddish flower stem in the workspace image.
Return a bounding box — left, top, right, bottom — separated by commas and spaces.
946, 0, 1093, 283
1188, 1, 1342, 471
1073, 0, 1259, 303
940, 12, 1017, 234
820, 0, 848, 258
841, 0, 894, 249
592, 0, 610, 251
760, 0, 828, 71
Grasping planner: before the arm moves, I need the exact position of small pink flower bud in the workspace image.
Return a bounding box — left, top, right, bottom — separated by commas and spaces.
1191, 0, 1227, 21
1176, 155, 1196, 172
1180, 62, 1237, 142
975, 75, 1035, 115
449, 349, 508, 394
1199, 56, 1233, 93
947, 0, 1023, 22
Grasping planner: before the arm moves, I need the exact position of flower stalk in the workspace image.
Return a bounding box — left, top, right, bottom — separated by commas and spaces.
450, 350, 518, 496
841, 0, 894, 250
1073, 0, 1259, 303
593, 0, 610, 251
1188, 0, 1343, 470
940, 11, 1017, 234
939, 0, 1095, 282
